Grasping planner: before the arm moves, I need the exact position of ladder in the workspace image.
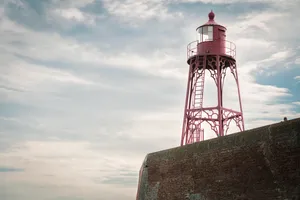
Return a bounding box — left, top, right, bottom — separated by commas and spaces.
195, 127, 204, 142
193, 61, 206, 142
194, 70, 205, 109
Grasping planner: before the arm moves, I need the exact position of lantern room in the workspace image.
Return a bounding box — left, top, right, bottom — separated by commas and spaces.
196, 11, 229, 56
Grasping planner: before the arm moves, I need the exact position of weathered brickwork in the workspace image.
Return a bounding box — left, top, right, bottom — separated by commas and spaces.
136, 118, 300, 200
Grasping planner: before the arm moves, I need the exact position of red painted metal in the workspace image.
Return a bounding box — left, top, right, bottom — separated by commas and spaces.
181, 11, 245, 146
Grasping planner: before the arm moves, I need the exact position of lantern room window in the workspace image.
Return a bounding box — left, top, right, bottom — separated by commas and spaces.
197, 27, 203, 42
197, 26, 213, 42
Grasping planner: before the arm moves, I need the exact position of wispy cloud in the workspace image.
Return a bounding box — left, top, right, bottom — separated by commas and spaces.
0, 0, 299, 199
293, 102, 300, 106
102, 0, 183, 23
52, 8, 97, 25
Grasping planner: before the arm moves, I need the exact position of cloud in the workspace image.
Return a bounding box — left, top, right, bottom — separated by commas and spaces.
102, 0, 183, 24
293, 102, 300, 106
1, 61, 93, 91
0, 140, 138, 199
170, 0, 296, 6
50, 0, 96, 8
52, 8, 96, 24
0, 0, 300, 200
0, 13, 185, 80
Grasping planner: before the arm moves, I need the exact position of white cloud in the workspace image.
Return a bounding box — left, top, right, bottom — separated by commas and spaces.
0, 15, 185, 80
0, 141, 137, 200
53, 8, 96, 24
0, 62, 95, 107
224, 8, 300, 76
1, 61, 93, 90
102, 0, 183, 24
293, 102, 300, 106
50, 0, 96, 8
170, 0, 296, 6
255, 49, 296, 75
236, 11, 284, 32
1, 0, 300, 200
260, 50, 292, 63
2, 0, 26, 7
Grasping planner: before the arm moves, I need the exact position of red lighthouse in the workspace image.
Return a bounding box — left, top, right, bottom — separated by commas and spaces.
181, 11, 245, 146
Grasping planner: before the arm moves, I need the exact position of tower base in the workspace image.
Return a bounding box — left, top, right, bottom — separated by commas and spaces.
181, 54, 245, 146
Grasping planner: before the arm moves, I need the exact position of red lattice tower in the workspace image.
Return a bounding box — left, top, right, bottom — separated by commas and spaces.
181, 11, 245, 146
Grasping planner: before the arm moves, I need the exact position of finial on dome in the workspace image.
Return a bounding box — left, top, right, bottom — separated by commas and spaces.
208, 10, 215, 21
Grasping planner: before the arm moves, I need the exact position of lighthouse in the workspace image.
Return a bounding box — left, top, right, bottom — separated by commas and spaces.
181, 11, 245, 146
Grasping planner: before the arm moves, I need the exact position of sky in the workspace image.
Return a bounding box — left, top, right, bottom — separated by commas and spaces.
0, 0, 300, 199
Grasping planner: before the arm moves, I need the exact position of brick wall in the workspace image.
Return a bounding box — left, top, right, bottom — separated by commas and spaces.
136, 118, 300, 200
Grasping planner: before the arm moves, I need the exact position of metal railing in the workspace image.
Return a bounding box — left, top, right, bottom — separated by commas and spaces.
187, 41, 198, 59
225, 40, 236, 58
187, 40, 236, 60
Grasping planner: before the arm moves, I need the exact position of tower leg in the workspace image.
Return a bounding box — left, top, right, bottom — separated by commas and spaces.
229, 62, 245, 131
216, 55, 224, 137
181, 63, 193, 146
